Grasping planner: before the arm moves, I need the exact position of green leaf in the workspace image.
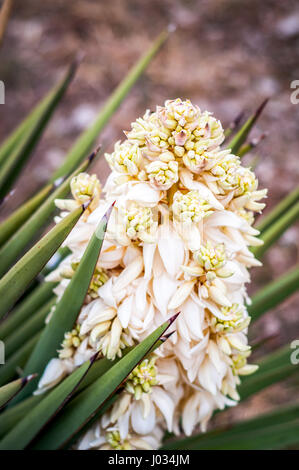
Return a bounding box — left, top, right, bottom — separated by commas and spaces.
0, 184, 54, 248
60, 336, 171, 449
0, 56, 80, 169
0, 375, 36, 411
248, 265, 299, 322
162, 404, 299, 450
0, 357, 96, 450
4, 298, 55, 358
0, 66, 69, 169
0, 395, 43, 438
0, 60, 78, 199
239, 345, 296, 400
15, 204, 113, 402
0, 148, 99, 276
252, 201, 299, 259
256, 186, 299, 234
0, 332, 40, 386
226, 99, 268, 155
0, 281, 56, 340
75, 335, 167, 394
237, 132, 267, 158
223, 111, 245, 139
51, 30, 169, 180
41, 246, 71, 276
0, 204, 85, 318
0, 336, 168, 438
31, 316, 177, 450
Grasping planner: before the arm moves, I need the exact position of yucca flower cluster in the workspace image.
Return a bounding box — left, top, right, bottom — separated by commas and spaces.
38, 98, 267, 450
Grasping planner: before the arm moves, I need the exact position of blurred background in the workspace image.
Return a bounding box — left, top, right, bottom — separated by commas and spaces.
0, 0, 298, 425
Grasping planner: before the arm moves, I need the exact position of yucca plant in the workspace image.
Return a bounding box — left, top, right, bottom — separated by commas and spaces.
0, 30, 298, 451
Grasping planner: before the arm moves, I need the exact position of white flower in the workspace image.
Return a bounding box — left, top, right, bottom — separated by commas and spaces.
172, 190, 213, 224
40, 98, 266, 450
146, 159, 179, 190
105, 141, 142, 176
55, 172, 101, 215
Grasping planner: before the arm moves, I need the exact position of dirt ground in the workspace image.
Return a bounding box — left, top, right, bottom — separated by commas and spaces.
1, 0, 298, 428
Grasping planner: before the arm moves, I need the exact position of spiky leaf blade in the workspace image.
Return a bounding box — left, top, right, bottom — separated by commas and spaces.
0, 281, 56, 339
31, 317, 177, 449
256, 186, 299, 233
14, 204, 113, 401
249, 266, 299, 322
0, 183, 53, 247
0, 60, 78, 199
252, 202, 299, 258
0, 357, 95, 449
0, 149, 98, 276
227, 99, 268, 154
0, 204, 85, 317
0, 375, 36, 411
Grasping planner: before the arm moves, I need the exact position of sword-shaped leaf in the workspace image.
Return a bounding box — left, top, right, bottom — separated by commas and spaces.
0, 332, 40, 386
42, 246, 71, 276
0, 281, 56, 339
223, 111, 245, 139
0, 60, 78, 199
0, 335, 170, 438
14, 204, 113, 401
0, 58, 78, 168
226, 99, 268, 155
0, 356, 96, 449
0, 148, 99, 276
51, 30, 169, 180
162, 404, 299, 450
4, 298, 55, 358
256, 186, 299, 234
0, 183, 53, 247
0, 204, 86, 318
239, 345, 296, 401
248, 265, 299, 322
0, 395, 43, 438
31, 316, 178, 450
0, 375, 36, 411
237, 132, 267, 158
252, 201, 299, 259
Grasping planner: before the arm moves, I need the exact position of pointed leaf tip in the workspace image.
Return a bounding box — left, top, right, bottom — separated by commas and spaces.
103, 201, 116, 221
161, 330, 176, 342
22, 373, 37, 386
90, 351, 100, 363
82, 199, 93, 211
255, 97, 269, 119
168, 311, 181, 325
88, 145, 102, 162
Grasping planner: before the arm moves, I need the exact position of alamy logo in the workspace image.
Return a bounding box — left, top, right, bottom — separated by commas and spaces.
290, 340, 299, 365
0, 340, 5, 364
290, 80, 299, 105
0, 81, 4, 104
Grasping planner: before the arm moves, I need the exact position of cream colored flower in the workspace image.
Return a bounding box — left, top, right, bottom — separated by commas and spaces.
194, 241, 226, 271
58, 324, 86, 359
105, 141, 142, 176
210, 303, 250, 334
61, 261, 109, 300
172, 190, 213, 225
122, 202, 157, 243
158, 98, 201, 131
146, 159, 178, 190
55, 172, 101, 215
40, 97, 266, 450
125, 357, 158, 399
